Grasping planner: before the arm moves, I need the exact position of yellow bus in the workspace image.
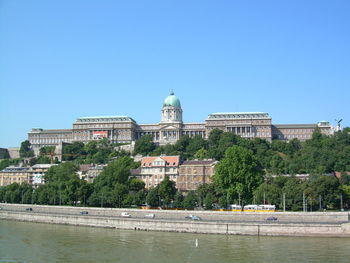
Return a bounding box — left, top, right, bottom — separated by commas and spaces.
227, 204, 242, 212
243, 205, 275, 212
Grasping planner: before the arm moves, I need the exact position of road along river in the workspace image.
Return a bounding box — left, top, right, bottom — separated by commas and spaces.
1, 203, 350, 237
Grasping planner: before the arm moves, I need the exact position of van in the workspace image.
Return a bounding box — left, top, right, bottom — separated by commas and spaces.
121, 212, 131, 218
145, 213, 155, 219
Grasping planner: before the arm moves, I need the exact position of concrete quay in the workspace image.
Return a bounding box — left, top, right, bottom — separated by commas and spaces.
1, 203, 350, 237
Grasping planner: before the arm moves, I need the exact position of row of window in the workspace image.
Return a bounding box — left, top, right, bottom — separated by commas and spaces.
142, 168, 177, 172
143, 162, 177, 166
30, 139, 71, 144
282, 129, 313, 134
30, 134, 70, 138
74, 123, 132, 128
280, 134, 311, 139
142, 175, 177, 180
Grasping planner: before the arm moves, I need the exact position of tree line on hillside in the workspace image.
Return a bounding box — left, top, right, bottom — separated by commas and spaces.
134, 127, 350, 175
1, 127, 350, 211
0, 139, 130, 169
4, 127, 349, 176
1, 139, 350, 210
0, 157, 205, 209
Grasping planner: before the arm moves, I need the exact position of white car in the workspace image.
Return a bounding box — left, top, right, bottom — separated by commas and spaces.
145, 213, 155, 219
121, 212, 131, 218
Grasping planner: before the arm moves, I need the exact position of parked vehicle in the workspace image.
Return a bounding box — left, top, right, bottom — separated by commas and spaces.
121, 212, 131, 218
266, 216, 278, 221
185, 215, 201, 221
145, 213, 155, 219
80, 211, 88, 215
191, 215, 201, 221
25, 208, 33, 211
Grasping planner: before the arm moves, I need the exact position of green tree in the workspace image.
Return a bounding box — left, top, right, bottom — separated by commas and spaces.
334, 146, 350, 172
42, 162, 86, 206
196, 183, 217, 207
253, 182, 282, 207
245, 138, 272, 169
271, 140, 289, 154
84, 141, 98, 156
94, 139, 114, 164
216, 132, 239, 160
214, 145, 264, 204
94, 156, 138, 188
122, 193, 134, 207
128, 178, 145, 192
0, 149, 10, 159
0, 159, 11, 170
36, 155, 51, 164
288, 139, 302, 155
45, 162, 79, 183
183, 191, 197, 209
62, 142, 85, 161
152, 144, 178, 156
113, 183, 128, 208
134, 135, 156, 156
173, 191, 184, 208
33, 185, 50, 205
270, 154, 285, 175
19, 140, 34, 158
203, 192, 215, 210
194, 148, 208, 160
3, 183, 21, 203
282, 176, 307, 211
87, 191, 101, 207
133, 190, 146, 206
208, 129, 223, 147
185, 136, 208, 159
207, 129, 224, 160
146, 187, 159, 207
341, 184, 350, 209
39, 146, 55, 155
76, 180, 94, 206
158, 176, 177, 207
174, 135, 191, 154
308, 175, 341, 210
98, 187, 114, 207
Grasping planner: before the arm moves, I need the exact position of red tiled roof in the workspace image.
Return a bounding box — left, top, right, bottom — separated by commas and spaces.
335, 171, 350, 179
141, 156, 180, 167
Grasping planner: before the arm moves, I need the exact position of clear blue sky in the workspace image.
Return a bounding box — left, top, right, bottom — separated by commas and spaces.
1, 0, 349, 148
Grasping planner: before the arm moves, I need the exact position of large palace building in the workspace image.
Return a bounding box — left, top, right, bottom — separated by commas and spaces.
28, 92, 334, 153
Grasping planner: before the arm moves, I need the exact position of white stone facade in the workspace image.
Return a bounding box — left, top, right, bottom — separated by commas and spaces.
28, 92, 334, 151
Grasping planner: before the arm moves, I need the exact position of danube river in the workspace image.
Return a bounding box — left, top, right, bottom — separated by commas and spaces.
1, 220, 350, 263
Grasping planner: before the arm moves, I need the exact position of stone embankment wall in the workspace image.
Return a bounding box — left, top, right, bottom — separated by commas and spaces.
1, 203, 350, 237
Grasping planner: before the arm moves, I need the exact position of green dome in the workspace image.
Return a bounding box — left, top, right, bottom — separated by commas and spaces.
163, 92, 181, 108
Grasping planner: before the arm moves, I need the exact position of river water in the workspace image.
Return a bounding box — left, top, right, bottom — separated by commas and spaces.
0, 220, 349, 263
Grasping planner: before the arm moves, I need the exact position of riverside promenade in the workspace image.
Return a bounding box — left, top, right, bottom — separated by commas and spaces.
1, 203, 350, 237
